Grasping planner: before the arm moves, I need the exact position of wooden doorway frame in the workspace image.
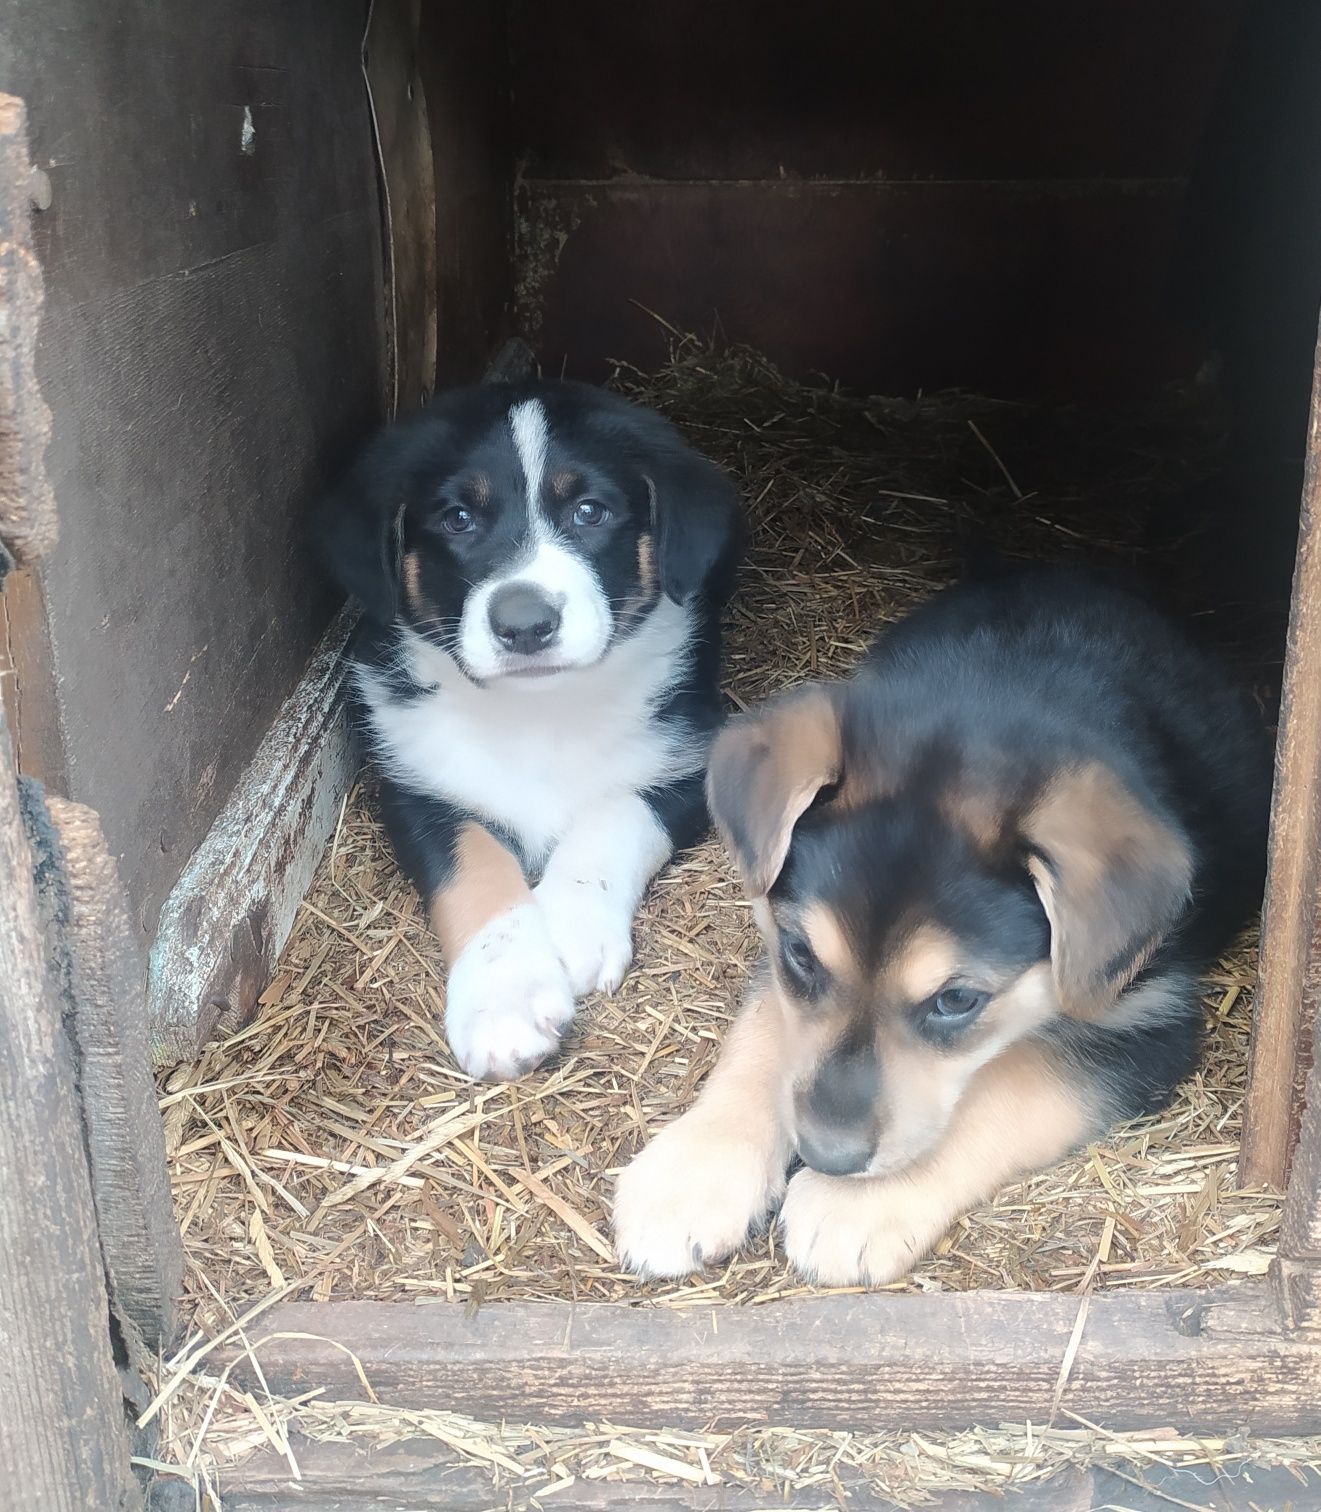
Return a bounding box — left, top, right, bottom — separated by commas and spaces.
5, 78, 1321, 1512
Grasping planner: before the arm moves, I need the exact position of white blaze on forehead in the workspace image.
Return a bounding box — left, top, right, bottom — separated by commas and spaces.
509, 399, 550, 531
451, 396, 613, 680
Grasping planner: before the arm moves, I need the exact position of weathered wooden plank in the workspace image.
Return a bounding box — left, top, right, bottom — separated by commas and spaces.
366, 0, 438, 413
148, 606, 357, 1065
4, 0, 384, 943
1242, 330, 1321, 1191
0, 93, 55, 566
516, 179, 1202, 398
0, 711, 143, 1509
419, 2, 515, 386
227, 1289, 1321, 1434
0, 97, 138, 1504
509, 1, 1240, 184
21, 789, 184, 1354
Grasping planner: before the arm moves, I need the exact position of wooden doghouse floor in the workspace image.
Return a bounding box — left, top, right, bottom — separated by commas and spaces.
163, 343, 1282, 1322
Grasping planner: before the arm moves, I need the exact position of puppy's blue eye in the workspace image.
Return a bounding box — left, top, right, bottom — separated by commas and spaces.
572, 499, 609, 527
930, 985, 987, 1021
440, 505, 476, 535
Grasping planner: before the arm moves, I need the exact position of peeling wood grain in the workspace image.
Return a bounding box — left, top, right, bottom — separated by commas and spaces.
0, 94, 56, 567
23, 790, 184, 1354
0, 709, 142, 1508
0, 99, 138, 1509
147, 607, 358, 1064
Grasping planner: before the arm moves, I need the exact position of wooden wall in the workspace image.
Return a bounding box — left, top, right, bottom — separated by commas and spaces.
420, 3, 516, 388
0, 1, 386, 940
510, 0, 1246, 398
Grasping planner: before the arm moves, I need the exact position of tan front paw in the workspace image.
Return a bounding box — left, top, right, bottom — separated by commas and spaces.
613, 1113, 788, 1278
780, 1168, 950, 1287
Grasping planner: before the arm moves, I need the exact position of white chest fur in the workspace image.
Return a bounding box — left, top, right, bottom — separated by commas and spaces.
357, 598, 702, 863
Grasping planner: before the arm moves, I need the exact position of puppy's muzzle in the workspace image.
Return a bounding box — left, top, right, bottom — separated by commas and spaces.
794, 1120, 876, 1177
488, 582, 562, 655
794, 1046, 881, 1176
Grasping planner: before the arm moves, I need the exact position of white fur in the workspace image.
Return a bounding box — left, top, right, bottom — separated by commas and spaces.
357, 596, 701, 869
455, 398, 615, 681
509, 398, 549, 516
443, 902, 575, 1081
458, 539, 613, 681
535, 794, 673, 995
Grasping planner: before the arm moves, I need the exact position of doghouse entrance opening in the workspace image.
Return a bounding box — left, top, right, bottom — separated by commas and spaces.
157, 0, 1316, 1471
165, 336, 1279, 1313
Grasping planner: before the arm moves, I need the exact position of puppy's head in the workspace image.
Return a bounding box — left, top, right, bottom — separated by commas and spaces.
707, 680, 1193, 1178
320, 381, 740, 685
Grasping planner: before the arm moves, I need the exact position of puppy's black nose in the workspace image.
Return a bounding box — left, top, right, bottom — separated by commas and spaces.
488, 583, 561, 654
795, 1125, 875, 1177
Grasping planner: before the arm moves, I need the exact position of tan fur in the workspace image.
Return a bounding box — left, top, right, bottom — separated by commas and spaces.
801, 903, 855, 981
636, 531, 656, 594
470, 471, 493, 504
1026, 763, 1192, 1019
402, 549, 424, 611
428, 822, 531, 960
940, 786, 1007, 853
891, 924, 959, 1002
708, 684, 841, 896
759, 885, 1064, 1177
781, 1040, 1097, 1285
693, 975, 793, 1120
615, 532, 660, 624
611, 976, 796, 1275
551, 468, 579, 500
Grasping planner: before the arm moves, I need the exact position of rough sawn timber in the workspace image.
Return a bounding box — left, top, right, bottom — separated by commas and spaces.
1241, 324, 1321, 1191
229, 1286, 1321, 1434
147, 606, 358, 1065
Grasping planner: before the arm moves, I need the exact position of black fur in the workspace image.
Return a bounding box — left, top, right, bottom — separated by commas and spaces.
776, 563, 1270, 1137
318, 378, 743, 907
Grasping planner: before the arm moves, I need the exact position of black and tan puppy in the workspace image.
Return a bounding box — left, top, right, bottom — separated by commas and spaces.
614, 564, 1270, 1285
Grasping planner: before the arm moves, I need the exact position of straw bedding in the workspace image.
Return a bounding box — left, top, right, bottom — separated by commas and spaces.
154, 339, 1293, 1502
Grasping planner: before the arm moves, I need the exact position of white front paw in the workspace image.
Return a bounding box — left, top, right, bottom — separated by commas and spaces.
780, 1168, 943, 1287
535, 875, 635, 997
613, 1113, 788, 1278
444, 904, 575, 1082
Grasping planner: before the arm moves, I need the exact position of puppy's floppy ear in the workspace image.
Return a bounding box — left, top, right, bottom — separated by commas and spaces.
1023, 763, 1193, 1020
318, 430, 410, 625
644, 443, 743, 606
707, 683, 841, 896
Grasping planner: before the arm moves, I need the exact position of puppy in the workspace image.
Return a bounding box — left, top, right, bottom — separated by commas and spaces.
321, 380, 741, 1081
614, 564, 1270, 1286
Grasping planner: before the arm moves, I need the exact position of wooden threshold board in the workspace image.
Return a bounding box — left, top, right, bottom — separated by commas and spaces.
225, 1283, 1321, 1434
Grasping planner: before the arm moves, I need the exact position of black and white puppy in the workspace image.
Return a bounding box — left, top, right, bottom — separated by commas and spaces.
321, 380, 742, 1081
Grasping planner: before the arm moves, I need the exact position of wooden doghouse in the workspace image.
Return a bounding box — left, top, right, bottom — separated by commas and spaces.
2, 4, 1321, 1507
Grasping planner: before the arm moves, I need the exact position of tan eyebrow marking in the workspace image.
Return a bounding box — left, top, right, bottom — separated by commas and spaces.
892, 924, 960, 1002
801, 903, 855, 979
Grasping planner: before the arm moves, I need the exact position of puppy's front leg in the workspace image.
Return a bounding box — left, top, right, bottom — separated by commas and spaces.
378, 780, 573, 1081
781, 1042, 1097, 1286
613, 975, 794, 1277
535, 782, 694, 997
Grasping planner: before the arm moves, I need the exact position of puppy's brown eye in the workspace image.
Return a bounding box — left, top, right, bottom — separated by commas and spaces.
440, 505, 476, 535
930, 986, 987, 1022
572, 499, 609, 527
